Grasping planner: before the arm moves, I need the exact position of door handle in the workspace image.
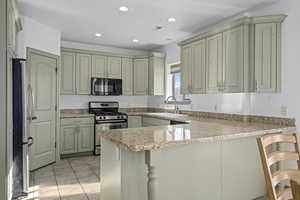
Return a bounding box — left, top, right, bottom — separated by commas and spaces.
23, 136, 34, 147
27, 116, 37, 120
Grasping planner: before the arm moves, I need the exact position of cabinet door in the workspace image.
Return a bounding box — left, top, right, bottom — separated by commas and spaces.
133, 58, 149, 95
255, 23, 277, 93
107, 56, 122, 79
181, 45, 193, 94
148, 57, 154, 95
223, 26, 244, 93
128, 116, 142, 128
92, 55, 107, 78
77, 124, 94, 153
206, 33, 223, 93
7, 0, 16, 53
76, 53, 92, 95
153, 56, 165, 96
121, 58, 133, 96
191, 40, 206, 93
61, 51, 76, 94
60, 125, 78, 155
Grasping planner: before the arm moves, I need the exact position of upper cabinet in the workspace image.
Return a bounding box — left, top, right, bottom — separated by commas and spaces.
222, 25, 248, 93
121, 57, 134, 96
61, 51, 76, 94
7, 0, 21, 54
180, 44, 193, 94
92, 55, 107, 78
206, 33, 223, 93
91, 55, 121, 79
254, 21, 282, 93
181, 40, 206, 94
133, 58, 149, 96
148, 53, 165, 96
76, 53, 92, 95
179, 14, 286, 94
192, 40, 206, 94
60, 48, 165, 96
107, 57, 122, 79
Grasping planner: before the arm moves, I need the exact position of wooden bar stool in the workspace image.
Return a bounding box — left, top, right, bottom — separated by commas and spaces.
257, 133, 300, 200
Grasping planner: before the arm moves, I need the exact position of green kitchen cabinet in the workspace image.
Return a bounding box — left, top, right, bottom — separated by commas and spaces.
222, 25, 247, 93
128, 116, 142, 128
60, 117, 94, 156
107, 56, 122, 79
77, 124, 94, 153
254, 22, 282, 93
76, 53, 92, 95
142, 116, 170, 127
122, 57, 134, 96
191, 39, 206, 93
133, 58, 149, 96
181, 40, 206, 94
206, 33, 223, 93
180, 44, 193, 94
148, 54, 165, 96
60, 125, 78, 155
92, 54, 107, 78
61, 51, 76, 94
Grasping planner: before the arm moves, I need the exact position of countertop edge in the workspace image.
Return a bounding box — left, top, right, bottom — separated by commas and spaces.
101, 126, 296, 152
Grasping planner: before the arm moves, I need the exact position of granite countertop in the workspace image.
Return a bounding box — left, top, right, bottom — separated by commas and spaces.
100, 112, 296, 152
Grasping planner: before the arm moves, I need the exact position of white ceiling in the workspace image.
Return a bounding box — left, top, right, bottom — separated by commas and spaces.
17, 0, 278, 50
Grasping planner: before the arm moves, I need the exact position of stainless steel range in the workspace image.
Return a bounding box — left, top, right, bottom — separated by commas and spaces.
89, 101, 128, 155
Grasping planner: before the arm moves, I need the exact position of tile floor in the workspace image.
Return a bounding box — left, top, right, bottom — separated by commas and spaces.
27, 156, 100, 200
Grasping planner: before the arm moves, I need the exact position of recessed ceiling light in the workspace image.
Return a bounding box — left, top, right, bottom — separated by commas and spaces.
132, 39, 139, 43
168, 17, 176, 22
95, 33, 102, 37
119, 6, 129, 12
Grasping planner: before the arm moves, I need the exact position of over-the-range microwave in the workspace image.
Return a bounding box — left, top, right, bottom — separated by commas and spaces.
91, 77, 122, 96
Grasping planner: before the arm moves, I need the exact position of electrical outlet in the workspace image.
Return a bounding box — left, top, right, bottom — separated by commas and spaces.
280, 106, 288, 116
214, 104, 218, 112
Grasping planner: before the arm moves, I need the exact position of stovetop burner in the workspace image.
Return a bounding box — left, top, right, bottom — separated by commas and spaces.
88, 101, 127, 121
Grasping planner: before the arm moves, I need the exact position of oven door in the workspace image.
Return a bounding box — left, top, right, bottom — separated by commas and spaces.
95, 121, 127, 155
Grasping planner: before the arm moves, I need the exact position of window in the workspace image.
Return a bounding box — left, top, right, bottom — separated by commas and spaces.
171, 72, 182, 100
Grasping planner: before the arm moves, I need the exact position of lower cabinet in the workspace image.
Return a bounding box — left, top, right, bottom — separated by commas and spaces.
60, 125, 78, 155
77, 125, 94, 153
128, 116, 142, 128
60, 117, 94, 155
142, 117, 170, 127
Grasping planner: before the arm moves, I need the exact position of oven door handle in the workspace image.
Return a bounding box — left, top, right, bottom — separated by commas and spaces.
96, 120, 127, 124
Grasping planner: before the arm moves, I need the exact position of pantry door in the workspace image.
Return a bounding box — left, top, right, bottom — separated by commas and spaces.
28, 48, 58, 170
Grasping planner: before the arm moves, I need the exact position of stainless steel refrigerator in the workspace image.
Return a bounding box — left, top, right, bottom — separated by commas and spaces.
12, 58, 34, 199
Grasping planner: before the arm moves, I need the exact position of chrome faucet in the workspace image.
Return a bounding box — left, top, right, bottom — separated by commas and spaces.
165, 96, 179, 114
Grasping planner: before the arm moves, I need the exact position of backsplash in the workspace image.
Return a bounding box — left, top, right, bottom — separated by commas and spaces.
61, 107, 296, 127
60, 95, 149, 109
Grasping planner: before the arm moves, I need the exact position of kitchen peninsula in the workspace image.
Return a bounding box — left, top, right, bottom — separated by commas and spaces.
100, 112, 296, 200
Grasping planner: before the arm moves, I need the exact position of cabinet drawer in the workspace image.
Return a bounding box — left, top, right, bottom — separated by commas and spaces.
142, 117, 170, 126
61, 117, 94, 126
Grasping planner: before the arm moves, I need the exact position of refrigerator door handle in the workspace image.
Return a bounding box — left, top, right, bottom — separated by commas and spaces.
27, 85, 37, 121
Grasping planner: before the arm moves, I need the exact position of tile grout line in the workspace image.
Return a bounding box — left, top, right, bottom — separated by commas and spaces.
68, 159, 91, 200
86, 158, 100, 181
52, 164, 63, 200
